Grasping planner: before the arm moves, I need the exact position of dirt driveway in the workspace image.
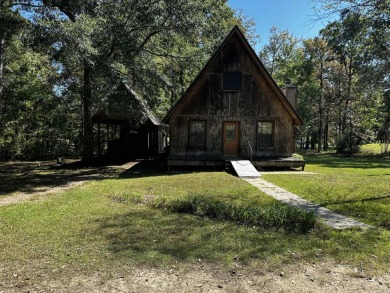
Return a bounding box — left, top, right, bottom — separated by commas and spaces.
0, 160, 136, 206
2, 261, 389, 292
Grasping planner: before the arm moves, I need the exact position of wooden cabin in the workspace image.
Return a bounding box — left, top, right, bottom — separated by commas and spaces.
163, 26, 305, 170
93, 82, 166, 162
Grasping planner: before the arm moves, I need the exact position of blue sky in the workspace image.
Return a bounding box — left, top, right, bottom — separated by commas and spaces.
227, 0, 332, 51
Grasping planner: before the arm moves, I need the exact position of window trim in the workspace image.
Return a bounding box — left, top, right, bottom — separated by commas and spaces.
188, 120, 206, 150
223, 72, 242, 91
256, 121, 274, 148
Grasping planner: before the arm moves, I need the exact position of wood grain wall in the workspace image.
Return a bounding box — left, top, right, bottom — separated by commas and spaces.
168, 34, 294, 158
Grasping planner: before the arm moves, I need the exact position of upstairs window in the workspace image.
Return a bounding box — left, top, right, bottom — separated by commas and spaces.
257, 121, 273, 147
189, 120, 206, 149
223, 72, 242, 91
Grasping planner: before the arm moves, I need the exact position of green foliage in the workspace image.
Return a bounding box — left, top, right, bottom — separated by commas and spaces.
147, 195, 316, 233
0, 0, 257, 161
260, 2, 388, 152
335, 130, 362, 154
292, 153, 304, 160
0, 34, 78, 160
0, 0, 258, 161
258, 26, 302, 85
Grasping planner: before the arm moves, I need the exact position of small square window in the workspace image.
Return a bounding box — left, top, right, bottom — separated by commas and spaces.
225, 124, 237, 141
223, 72, 241, 91
257, 122, 273, 147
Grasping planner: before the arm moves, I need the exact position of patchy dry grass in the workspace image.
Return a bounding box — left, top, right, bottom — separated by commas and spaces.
0, 157, 390, 291
0, 160, 129, 198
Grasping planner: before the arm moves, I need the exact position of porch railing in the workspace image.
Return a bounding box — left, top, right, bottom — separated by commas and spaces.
247, 140, 253, 163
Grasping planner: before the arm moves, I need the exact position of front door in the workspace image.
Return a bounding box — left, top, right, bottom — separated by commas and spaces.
223, 122, 240, 156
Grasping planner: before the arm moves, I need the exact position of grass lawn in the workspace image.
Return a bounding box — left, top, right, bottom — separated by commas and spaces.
263, 149, 390, 228
1, 153, 390, 285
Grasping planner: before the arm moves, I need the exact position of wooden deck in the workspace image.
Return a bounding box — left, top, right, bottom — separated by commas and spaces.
252, 157, 305, 171
167, 156, 305, 171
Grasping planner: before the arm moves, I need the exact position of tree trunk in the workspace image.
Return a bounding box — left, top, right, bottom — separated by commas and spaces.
317, 103, 322, 152
0, 33, 4, 107
82, 60, 94, 163
305, 133, 310, 150
317, 62, 324, 152
310, 136, 315, 150
323, 115, 329, 151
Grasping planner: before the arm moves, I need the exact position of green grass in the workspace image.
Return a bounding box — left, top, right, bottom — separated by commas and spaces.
1, 156, 390, 282
360, 143, 389, 155
262, 152, 390, 228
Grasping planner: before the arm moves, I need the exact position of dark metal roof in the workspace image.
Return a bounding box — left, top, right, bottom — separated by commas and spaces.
93, 82, 163, 127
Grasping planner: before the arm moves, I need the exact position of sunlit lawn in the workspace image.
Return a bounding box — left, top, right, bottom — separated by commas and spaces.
262, 149, 390, 228
1, 155, 390, 282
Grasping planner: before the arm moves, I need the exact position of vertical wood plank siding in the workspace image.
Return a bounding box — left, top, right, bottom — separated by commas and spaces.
169, 34, 294, 158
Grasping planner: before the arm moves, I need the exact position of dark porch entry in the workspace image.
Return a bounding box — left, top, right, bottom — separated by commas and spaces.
92, 82, 166, 162
93, 111, 165, 161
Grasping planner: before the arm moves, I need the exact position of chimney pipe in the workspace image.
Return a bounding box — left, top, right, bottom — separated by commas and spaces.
281, 81, 297, 109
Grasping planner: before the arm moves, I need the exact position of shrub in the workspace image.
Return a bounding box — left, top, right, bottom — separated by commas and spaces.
152, 195, 316, 234
292, 153, 304, 160
336, 130, 362, 155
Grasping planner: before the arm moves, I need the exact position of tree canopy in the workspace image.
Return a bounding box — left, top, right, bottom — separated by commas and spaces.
0, 0, 388, 160
258, 0, 389, 153
0, 0, 255, 161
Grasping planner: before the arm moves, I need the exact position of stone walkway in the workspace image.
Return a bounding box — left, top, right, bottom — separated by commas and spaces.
244, 178, 372, 229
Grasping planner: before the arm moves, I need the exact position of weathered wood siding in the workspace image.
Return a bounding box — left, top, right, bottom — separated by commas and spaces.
169, 34, 294, 158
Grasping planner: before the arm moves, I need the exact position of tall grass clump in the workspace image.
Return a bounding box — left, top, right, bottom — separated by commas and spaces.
149, 195, 316, 234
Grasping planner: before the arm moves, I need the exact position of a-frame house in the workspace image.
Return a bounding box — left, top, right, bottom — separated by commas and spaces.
163, 26, 305, 171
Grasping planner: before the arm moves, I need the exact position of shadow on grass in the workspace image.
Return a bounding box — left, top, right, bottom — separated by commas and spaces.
91, 205, 390, 267
303, 153, 390, 169
118, 160, 166, 179
0, 160, 140, 197
91, 206, 312, 264
1, 158, 213, 198
321, 194, 390, 206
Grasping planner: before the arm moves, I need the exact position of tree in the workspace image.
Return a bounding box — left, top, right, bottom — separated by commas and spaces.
0, 33, 64, 160
258, 26, 300, 84
320, 12, 368, 141
378, 90, 390, 153
303, 37, 332, 151
0, 2, 26, 126
7, 0, 255, 162
315, 0, 390, 141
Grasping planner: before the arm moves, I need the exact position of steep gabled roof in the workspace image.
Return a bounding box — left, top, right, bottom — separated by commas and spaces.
163, 25, 303, 125
93, 81, 163, 127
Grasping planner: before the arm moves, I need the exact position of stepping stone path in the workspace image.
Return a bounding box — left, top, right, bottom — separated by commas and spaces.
245, 177, 372, 229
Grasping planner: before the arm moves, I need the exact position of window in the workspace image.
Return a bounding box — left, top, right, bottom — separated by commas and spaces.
257, 122, 273, 147
189, 120, 206, 148
223, 72, 241, 91
225, 124, 236, 141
